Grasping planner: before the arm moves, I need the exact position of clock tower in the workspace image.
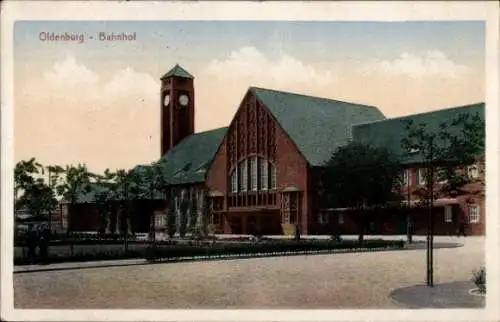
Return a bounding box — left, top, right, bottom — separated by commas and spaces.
160, 64, 195, 156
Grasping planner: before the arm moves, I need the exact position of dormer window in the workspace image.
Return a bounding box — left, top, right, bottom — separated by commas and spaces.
195, 162, 209, 174
174, 162, 192, 178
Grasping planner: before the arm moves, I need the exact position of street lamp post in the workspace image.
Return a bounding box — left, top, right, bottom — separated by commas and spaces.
426, 141, 435, 287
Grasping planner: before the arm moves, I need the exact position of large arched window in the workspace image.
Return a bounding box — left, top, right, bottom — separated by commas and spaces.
230, 156, 276, 193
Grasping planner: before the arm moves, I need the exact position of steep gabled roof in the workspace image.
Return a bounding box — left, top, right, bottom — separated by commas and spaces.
160, 64, 194, 80
250, 87, 387, 166
352, 103, 485, 164
160, 127, 228, 185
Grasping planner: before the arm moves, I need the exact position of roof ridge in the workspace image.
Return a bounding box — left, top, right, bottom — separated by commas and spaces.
250, 86, 378, 109
355, 102, 485, 127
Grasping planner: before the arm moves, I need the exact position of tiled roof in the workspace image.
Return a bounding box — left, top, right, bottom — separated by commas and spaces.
160, 64, 194, 80
251, 87, 387, 166
352, 103, 485, 164
74, 183, 110, 204
160, 127, 228, 185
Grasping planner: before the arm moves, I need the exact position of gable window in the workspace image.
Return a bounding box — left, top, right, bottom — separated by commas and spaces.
270, 165, 277, 189
260, 159, 268, 190
467, 165, 480, 180
250, 156, 258, 191
444, 206, 452, 223
408, 147, 420, 154
239, 160, 248, 192
230, 170, 238, 193
468, 205, 480, 224
231, 157, 276, 194
417, 168, 427, 186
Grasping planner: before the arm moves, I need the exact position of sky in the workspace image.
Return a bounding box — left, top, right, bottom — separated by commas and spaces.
14, 20, 485, 173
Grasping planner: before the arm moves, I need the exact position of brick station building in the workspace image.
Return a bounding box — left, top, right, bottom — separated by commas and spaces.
70, 64, 485, 236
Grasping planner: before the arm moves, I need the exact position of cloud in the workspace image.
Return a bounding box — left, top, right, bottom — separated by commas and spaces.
360, 50, 471, 80
44, 52, 99, 87
103, 67, 159, 103
203, 46, 337, 90
42, 53, 159, 107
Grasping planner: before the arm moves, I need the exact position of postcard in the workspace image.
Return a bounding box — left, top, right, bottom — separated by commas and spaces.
1, 1, 499, 321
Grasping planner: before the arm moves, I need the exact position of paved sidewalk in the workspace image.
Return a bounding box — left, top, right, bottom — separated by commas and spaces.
390, 281, 485, 308
14, 258, 148, 274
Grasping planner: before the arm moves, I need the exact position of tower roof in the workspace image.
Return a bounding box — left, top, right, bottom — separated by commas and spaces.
160, 64, 194, 80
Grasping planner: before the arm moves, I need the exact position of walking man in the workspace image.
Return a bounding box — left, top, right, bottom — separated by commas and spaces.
38, 224, 51, 264
26, 224, 39, 264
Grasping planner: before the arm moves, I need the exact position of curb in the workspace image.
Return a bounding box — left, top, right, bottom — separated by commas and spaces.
145, 245, 405, 264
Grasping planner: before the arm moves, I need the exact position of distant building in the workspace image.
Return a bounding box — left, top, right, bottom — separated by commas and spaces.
69, 64, 485, 236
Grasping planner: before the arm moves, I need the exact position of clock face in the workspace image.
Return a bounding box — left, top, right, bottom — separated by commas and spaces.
163, 94, 170, 107
179, 94, 189, 107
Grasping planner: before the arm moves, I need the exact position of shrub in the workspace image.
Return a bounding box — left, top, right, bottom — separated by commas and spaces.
472, 267, 486, 294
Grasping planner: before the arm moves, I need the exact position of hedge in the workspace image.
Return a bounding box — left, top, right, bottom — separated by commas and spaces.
144, 239, 405, 262
15, 239, 405, 266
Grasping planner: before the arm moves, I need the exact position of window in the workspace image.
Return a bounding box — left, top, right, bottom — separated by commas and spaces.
444, 206, 452, 223
231, 157, 275, 193
270, 165, 277, 189
408, 147, 420, 154
239, 160, 248, 192
230, 170, 238, 193
282, 211, 290, 224
338, 213, 344, 224
250, 157, 258, 191
467, 165, 480, 180
417, 168, 427, 185
260, 159, 268, 190
155, 213, 164, 227
403, 169, 409, 186
468, 205, 480, 223
212, 213, 221, 225
317, 212, 329, 224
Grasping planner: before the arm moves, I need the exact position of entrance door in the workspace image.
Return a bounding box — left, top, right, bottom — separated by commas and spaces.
247, 215, 257, 235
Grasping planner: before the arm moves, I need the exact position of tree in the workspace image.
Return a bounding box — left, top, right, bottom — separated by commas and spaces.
140, 162, 167, 242
114, 169, 131, 235
188, 192, 198, 234
401, 111, 484, 287
16, 178, 58, 221
45, 165, 65, 230
179, 192, 189, 238
323, 141, 402, 243
200, 191, 210, 237
57, 164, 92, 232
167, 205, 177, 239
14, 158, 43, 211
90, 169, 116, 234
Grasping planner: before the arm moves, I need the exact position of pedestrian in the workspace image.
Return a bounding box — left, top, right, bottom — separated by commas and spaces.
461, 221, 467, 237
294, 224, 301, 242
39, 224, 51, 264
26, 224, 39, 264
